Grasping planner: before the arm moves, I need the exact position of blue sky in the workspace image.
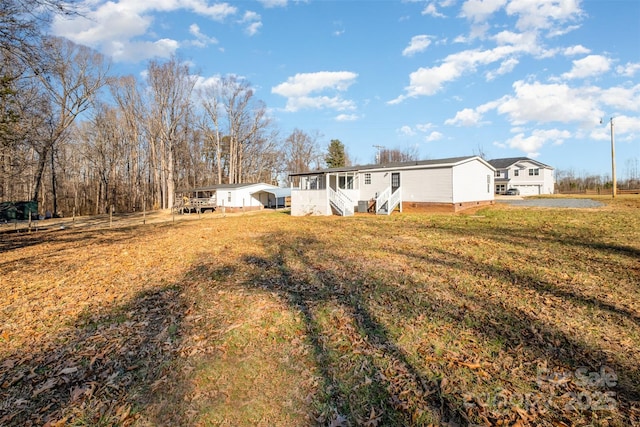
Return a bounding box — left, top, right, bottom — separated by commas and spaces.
51, 0, 640, 177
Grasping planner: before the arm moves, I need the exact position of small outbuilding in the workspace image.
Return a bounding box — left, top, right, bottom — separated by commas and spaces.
174, 183, 290, 214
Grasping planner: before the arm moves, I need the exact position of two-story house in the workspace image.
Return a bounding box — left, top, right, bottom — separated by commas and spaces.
488, 157, 555, 195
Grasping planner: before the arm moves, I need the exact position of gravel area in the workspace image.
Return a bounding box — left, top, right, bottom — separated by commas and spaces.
497, 198, 605, 208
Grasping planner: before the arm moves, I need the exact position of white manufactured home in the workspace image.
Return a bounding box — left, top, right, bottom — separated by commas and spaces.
174, 183, 290, 213
289, 156, 495, 216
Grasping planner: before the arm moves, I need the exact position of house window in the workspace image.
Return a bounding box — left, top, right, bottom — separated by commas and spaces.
487, 174, 490, 193
495, 170, 501, 177
364, 173, 371, 185
227, 192, 232, 202
338, 173, 355, 189
514, 169, 519, 177
496, 184, 506, 194
529, 168, 539, 176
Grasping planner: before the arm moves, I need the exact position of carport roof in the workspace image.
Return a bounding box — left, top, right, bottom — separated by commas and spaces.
253, 187, 291, 198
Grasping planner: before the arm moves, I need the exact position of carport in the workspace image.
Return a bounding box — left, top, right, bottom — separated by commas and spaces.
252, 187, 291, 208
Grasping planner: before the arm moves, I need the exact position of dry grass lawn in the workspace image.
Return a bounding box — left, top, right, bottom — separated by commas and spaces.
1, 196, 639, 426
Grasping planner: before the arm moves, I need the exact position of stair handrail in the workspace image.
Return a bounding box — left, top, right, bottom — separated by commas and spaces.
328, 187, 354, 216
388, 187, 401, 213
375, 187, 391, 214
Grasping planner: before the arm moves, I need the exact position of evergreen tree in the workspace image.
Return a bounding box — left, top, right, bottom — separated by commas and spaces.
325, 139, 347, 168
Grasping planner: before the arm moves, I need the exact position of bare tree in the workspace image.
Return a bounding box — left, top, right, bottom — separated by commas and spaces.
32, 36, 108, 214
283, 129, 322, 184
198, 81, 224, 184
0, 0, 77, 67
199, 76, 274, 185
145, 56, 195, 209
109, 75, 146, 211
375, 146, 419, 164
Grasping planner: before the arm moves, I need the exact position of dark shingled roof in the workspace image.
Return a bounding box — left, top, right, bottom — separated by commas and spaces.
488, 157, 552, 169
289, 155, 483, 177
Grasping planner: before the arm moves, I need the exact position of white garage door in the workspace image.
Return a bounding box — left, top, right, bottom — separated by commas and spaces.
514, 185, 540, 196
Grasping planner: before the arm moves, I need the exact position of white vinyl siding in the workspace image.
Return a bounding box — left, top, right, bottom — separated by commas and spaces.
506, 160, 555, 195
220, 184, 279, 208
452, 159, 494, 203
402, 168, 453, 202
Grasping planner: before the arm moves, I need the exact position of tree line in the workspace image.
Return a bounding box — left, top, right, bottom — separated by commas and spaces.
0, 1, 357, 216
555, 161, 640, 194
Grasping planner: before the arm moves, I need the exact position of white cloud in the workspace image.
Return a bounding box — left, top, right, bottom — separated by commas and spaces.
416, 122, 435, 132
422, 2, 446, 17
284, 96, 355, 112
505, 0, 583, 32
563, 44, 590, 56
240, 11, 262, 36
188, 23, 218, 47
486, 57, 519, 80
193, 74, 223, 91
272, 71, 358, 112
399, 125, 416, 136
561, 55, 611, 80
453, 34, 468, 44
51, 0, 238, 62
459, 0, 584, 41
402, 35, 433, 57
272, 71, 357, 97
113, 38, 180, 62
492, 80, 602, 125
445, 108, 483, 126
617, 62, 640, 77
506, 128, 572, 157
599, 84, 640, 112
180, 1, 237, 20
336, 114, 359, 122
426, 131, 444, 141
257, 0, 288, 8
590, 115, 640, 142
460, 0, 507, 23
390, 43, 528, 101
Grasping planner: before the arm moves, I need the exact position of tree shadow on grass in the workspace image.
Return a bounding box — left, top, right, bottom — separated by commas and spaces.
207, 224, 639, 426
386, 242, 639, 424
0, 284, 187, 426
199, 234, 462, 426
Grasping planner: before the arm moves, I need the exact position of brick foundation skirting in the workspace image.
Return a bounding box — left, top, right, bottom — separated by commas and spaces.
401, 200, 495, 213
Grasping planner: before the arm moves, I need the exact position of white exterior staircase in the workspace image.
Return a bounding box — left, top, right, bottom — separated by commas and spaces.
375, 186, 402, 215
328, 187, 355, 216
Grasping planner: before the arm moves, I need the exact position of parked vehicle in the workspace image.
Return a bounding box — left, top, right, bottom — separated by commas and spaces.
505, 188, 520, 195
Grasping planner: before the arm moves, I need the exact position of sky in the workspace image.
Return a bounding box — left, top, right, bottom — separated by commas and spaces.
50, 0, 640, 178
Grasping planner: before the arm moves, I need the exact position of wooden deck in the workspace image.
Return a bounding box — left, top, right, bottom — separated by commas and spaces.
173, 197, 217, 214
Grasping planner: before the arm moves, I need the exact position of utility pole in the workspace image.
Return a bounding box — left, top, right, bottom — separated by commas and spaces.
373, 144, 384, 164
610, 117, 616, 198
601, 117, 616, 198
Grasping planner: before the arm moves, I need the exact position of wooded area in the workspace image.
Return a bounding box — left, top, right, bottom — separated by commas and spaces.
0, 0, 336, 216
